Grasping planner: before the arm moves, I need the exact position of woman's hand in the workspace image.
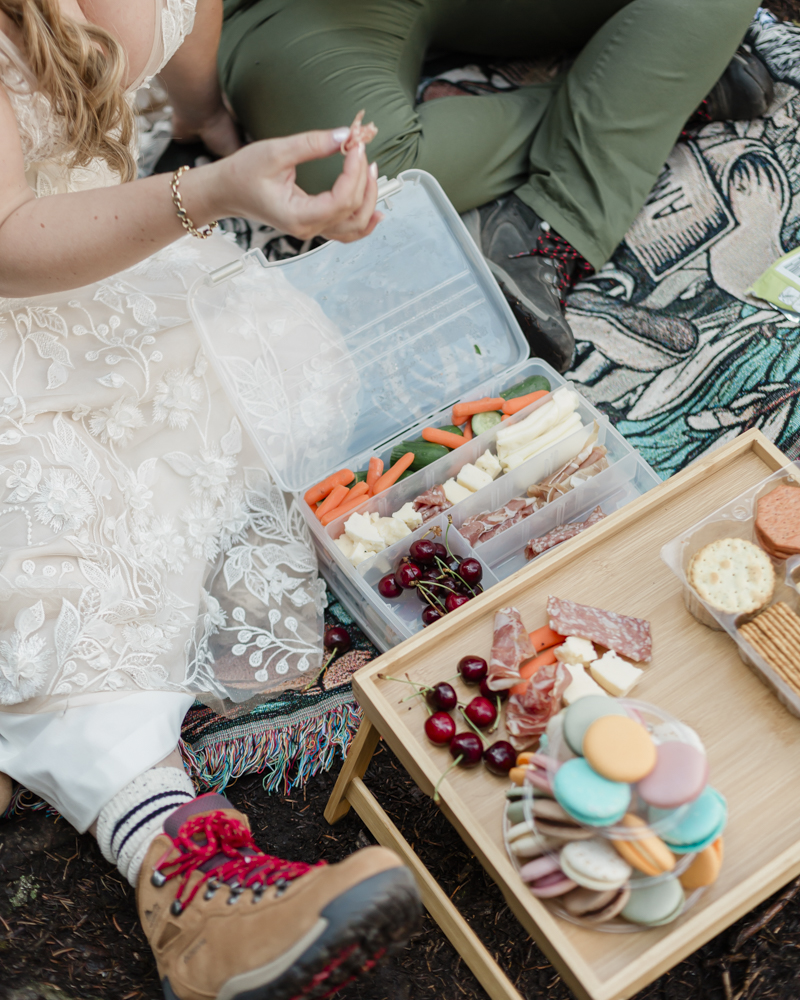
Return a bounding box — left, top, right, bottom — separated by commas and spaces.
213, 129, 382, 243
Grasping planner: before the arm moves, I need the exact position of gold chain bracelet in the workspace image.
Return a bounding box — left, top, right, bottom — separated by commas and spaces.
170, 165, 218, 240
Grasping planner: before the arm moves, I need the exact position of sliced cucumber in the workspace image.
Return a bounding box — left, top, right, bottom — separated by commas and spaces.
500, 374, 551, 401
471, 410, 503, 436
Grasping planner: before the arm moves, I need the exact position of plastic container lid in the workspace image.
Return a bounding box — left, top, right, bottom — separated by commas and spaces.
188, 170, 529, 492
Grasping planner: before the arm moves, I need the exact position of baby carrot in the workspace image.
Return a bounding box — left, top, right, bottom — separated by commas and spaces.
502, 390, 549, 416
315, 483, 350, 521
422, 427, 468, 449
508, 649, 558, 696
452, 397, 505, 423
366, 457, 384, 492
529, 625, 567, 652
304, 468, 354, 506
372, 452, 415, 494
320, 482, 370, 526
460, 421, 473, 442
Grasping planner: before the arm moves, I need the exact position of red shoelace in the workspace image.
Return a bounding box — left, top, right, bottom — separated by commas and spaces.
152, 811, 325, 914
680, 97, 713, 141
511, 231, 593, 307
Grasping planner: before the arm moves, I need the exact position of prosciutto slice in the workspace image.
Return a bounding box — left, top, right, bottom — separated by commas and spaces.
505, 661, 570, 750
547, 595, 652, 662
525, 507, 605, 560
412, 485, 452, 523
460, 497, 538, 546
486, 606, 536, 691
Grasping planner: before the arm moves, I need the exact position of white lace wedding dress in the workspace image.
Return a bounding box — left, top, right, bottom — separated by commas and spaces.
0, 0, 326, 830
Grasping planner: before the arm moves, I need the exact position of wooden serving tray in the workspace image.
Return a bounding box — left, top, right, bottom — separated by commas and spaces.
352, 429, 800, 1000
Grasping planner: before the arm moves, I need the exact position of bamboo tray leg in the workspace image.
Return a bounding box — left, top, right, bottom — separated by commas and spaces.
325, 726, 523, 1000
324, 718, 380, 824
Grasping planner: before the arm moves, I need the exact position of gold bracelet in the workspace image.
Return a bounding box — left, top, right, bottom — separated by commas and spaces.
170, 165, 218, 239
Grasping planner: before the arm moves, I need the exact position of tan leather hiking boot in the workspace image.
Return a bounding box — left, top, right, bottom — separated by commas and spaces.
136, 794, 421, 1000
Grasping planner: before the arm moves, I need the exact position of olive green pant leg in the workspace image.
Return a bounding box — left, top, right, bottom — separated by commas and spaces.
515, 0, 759, 268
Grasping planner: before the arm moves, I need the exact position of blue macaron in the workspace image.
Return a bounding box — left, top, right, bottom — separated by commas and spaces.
650, 786, 727, 854
553, 758, 631, 827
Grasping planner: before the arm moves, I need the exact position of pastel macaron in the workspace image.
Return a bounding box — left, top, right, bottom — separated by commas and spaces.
637, 740, 709, 809
621, 876, 685, 927
679, 837, 724, 890
519, 855, 577, 898
560, 838, 633, 892
651, 787, 727, 854
563, 696, 628, 755
561, 885, 631, 923
554, 757, 631, 827
611, 814, 676, 877
532, 798, 595, 841
583, 716, 657, 783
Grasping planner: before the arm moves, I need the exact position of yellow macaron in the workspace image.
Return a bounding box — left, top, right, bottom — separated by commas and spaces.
679, 837, 724, 890
611, 814, 676, 876
582, 715, 657, 783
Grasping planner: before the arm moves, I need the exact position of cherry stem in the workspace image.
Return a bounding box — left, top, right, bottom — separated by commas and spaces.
489, 696, 502, 733
433, 755, 463, 803
458, 706, 486, 742
302, 647, 337, 691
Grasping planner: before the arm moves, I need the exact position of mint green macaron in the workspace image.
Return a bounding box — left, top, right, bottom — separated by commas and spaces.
650, 786, 727, 854
553, 758, 631, 827
621, 876, 685, 926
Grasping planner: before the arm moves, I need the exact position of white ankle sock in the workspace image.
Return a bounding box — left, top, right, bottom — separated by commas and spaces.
96, 767, 195, 887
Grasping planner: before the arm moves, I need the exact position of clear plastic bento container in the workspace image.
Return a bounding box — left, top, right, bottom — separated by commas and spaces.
189, 170, 660, 650
660, 466, 800, 718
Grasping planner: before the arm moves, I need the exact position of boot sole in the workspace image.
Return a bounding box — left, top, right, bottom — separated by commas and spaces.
161, 866, 422, 1000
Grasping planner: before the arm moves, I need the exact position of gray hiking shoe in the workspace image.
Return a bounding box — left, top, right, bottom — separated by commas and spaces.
463, 194, 591, 372
706, 46, 774, 122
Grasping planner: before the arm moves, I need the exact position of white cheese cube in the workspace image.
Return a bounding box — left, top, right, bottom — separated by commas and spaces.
554, 636, 596, 667
475, 449, 502, 480
376, 516, 410, 547
590, 651, 643, 698
456, 463, 494, 493
334, 534, 355, 558
393, 502, 423, 531
442, 478, 472, 505
562, 663, 609, 705
370, 511, 381, 523
348, 542, 374, 568
343, 512, 385, 553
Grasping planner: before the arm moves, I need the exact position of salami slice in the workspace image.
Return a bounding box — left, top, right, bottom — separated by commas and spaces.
524, 507, 605, 560
412, 485, 452, 523
486, 606, 536, 691
505, 661, 569, 750
547, 595, 652, 662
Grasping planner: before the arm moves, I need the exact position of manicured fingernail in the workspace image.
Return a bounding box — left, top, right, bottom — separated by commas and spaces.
332, 127, 350, 143
370, 162, 378, 179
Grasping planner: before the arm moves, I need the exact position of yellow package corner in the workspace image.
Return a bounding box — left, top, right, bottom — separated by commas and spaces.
749, 245, 800, 313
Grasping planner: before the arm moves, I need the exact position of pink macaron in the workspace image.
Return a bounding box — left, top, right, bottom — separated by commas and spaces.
519, 855, 577, 898
637, 741, 708, 809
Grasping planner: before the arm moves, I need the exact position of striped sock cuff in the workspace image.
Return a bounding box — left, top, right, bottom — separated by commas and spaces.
96, 767, 195, 887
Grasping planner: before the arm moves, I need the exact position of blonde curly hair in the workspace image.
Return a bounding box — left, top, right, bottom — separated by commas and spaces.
1, 0, 136, 181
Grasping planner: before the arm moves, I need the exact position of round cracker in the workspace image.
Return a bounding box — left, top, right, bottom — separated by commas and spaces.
756, 485, 800, 552
689, 538, 774, 615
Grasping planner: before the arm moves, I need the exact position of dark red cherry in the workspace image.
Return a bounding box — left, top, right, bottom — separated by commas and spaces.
377, 574, 402, 599
409, 538, 436, 565
421, 606, 443, 626
458, 655, 488, 685
464, 696, 497, 729
432, 542, 450, 562
425, 712, 456, 746
445, 593, 470, 613
324, 626, 351, 652
395, 562, 422, 589
458, 557, 483, 586
449, 732, 483, 766
483, 740, 516, 775
426, 682, 457, 712
479, 677, 508, 701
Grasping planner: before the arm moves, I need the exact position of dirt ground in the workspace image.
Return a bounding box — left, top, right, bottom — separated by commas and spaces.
3, 741, 800, 1000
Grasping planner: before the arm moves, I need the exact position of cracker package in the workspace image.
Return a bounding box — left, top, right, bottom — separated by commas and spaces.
739, 603, 800, 694
750, 247, 800, 317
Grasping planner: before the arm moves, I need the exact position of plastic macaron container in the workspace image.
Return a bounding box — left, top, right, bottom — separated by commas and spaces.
503, 697, 727, 932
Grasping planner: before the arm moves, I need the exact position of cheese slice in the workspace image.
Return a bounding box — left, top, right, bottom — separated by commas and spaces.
348, 541, 374, 568
393, 502, 423, 531
589, 651, 643, 698
456, 463, 494, 493
442, 478, 472, 505
562, 663, 609, 705
376, 516, 410, 547
475, 449, 502, 480
554, 636, 596, 667
343, 511, 385, 552
334, 534, 355, 558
